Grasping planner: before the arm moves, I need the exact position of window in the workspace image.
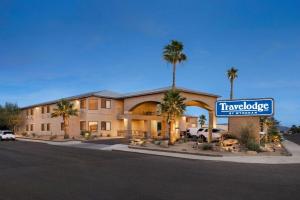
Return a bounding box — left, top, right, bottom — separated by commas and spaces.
41, 124, 45, 131
101, 121, 111, 131
101, 99, 111, 109
88, 122, 98, 132
46, 106, 50, 113
157, 122, 162, 132
26, 125, 29, 131
61, 123, 64, 131
41, 107, 45, 114
80, 121, 86, 131
47, 123, 50, 131
88, 98, 98, 110
30, 124, 34, 131
80, 99, 87, 109
26, 110, 29, 116
30, 109, 34, 115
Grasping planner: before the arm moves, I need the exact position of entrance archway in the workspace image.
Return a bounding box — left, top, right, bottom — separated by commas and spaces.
120, 88, 219, 142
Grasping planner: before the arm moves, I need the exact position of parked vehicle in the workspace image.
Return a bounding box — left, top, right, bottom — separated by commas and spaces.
0, 130, 16, 141
198, 128, 225, 142
186, 128, 204, 138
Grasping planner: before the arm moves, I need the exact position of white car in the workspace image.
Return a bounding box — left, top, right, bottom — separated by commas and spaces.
0, 130, 16, 141
186, 128, 204, 138
198, 128, 224, 142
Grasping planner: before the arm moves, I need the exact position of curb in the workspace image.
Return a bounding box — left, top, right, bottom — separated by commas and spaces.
128, 145, 223, 157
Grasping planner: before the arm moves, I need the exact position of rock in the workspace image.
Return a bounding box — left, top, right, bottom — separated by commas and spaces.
222, 139, 239, 147
263, 143, 275, 152
160, 140, 169, 148
247, 150, 258, 155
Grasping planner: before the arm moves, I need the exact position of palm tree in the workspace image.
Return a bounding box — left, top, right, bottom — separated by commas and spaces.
227, 67, 238, 99
161, 90, 186, 144
163, 40, 187, 90
198, 114, 207, 128
51, 99, 78, 139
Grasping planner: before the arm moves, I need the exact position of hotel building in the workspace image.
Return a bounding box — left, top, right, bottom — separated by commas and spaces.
18, 87, 219, 138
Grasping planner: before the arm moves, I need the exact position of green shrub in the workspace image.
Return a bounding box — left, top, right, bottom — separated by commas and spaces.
246, 140, 261, 152
21, 132, 28, 137
80, 130, 88, 136
84, 132, 91, 140
240, 125, 256, 145
221, 133, 237, 140
202, 143, 213, 150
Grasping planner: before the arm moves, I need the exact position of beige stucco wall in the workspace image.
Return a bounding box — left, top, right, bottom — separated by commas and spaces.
228, 116, 261, 142
19, 97, 124, 137
18, 90, 219, 139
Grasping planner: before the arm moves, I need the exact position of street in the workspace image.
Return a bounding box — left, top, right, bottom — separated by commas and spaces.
0, 141, 299, 200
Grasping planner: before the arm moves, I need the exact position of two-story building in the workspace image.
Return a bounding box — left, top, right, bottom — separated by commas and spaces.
19, 87, 220, 138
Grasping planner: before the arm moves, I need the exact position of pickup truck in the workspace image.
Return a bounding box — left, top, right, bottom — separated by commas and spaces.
186, 127, 225, 142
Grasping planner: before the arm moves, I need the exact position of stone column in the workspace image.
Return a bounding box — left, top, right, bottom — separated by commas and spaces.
211, 110, 217, 128
124, 118, 132, 138
146, 120, 151, 138
208, 111, 214, 143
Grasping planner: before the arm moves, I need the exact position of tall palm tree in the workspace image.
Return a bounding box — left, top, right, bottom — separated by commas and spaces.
227, 67, 238, 99
163, 40, 187, 90
198, 114, 207, 128
161, 90, 186, 144
51, 99, 78, 139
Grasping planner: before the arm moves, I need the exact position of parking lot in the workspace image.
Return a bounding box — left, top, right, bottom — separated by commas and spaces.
0, 140, 300, 200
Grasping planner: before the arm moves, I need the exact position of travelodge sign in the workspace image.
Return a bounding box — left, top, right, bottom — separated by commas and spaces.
216, 98, 274, 117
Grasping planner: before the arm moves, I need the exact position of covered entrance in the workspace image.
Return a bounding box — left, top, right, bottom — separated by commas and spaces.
118, 87, 220, 142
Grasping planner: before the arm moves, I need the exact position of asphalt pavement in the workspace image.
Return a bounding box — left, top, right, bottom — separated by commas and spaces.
0, 141, 299, 200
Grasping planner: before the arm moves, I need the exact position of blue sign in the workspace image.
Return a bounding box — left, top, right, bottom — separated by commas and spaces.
216, 98, 274, 117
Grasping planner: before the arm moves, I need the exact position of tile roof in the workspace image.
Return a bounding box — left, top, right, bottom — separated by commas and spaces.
21, 86, 220, 109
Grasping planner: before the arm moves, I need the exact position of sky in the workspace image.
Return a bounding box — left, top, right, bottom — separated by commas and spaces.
0, 0, 299, 126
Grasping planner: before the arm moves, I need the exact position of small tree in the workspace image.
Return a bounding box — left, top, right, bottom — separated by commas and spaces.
161, 90, 186, 144
0, 103, 21, 131
51, 99, 78, 139
261, 117, 279, 142
198, 114, 207, 128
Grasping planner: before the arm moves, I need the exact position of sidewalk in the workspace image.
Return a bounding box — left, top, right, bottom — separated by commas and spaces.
18, 138, 300, 164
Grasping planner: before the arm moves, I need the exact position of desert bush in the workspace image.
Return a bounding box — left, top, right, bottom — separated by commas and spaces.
84, 132, 92, 140
202, 143, 213, 150
240, 125, 261, 152
21, 132, 28, 137
221, 133, 237, 140
31, 133, 36, 137
240, 125, 255, 145
64, 134, 70, 139
50, 135, 57, 140
246, 139, 261, 152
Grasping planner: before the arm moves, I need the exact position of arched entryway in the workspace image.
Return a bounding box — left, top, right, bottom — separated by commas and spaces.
119, 87, 219, 142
